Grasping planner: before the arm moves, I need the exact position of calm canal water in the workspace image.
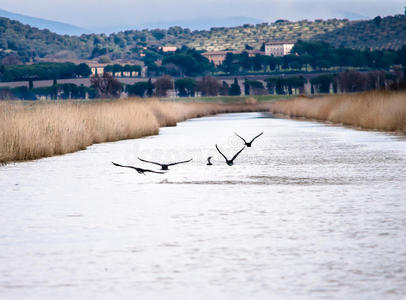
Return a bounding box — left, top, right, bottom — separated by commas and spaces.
1, 113, 406, 299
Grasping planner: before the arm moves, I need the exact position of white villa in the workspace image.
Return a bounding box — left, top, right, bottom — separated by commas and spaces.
265, 41, 295, 57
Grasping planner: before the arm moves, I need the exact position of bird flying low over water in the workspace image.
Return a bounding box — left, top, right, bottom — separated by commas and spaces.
138, 157, 192, 170
235, 132, 263, 147
215, 144, 245, 166
207, 156, 213, 166
112, 162, 165, 175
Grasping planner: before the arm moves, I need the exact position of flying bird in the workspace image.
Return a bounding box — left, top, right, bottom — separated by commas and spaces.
215, 144, 245, 166
112, 162, 165, 175
207, 156, 213, 166
138, 157, 192, 170
235, 132, 263, 147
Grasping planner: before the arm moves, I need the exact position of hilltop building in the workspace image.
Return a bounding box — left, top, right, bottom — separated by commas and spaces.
265, 41, 295, 57
203, 51, 238, 66
161, 46, 177, 52
203, 50, 264, 66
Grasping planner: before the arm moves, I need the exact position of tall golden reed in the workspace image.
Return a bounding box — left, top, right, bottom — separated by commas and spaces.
0, 98, 270, 163
270, 91, 406, 133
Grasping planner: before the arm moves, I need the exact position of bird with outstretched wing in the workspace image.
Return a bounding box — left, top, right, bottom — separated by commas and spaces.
112, 162, 165, 175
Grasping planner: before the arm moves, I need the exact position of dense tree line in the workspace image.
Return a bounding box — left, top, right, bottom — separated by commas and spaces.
0, 83, 97, 100
2, 68, 404, 100
265, 76, 306, 95
291, 40, 406, 70
145, 46, 213, 77
0, 62, 91, 82
309, 70, 403, 93
218, 41, 406, 75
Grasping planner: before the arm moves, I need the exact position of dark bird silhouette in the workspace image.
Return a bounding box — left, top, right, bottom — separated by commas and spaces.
112, 162, 165, 175
138, 157, 192, 170
235, 132, 263, 147
207, 156, 213, 166
215, 144, 245, 166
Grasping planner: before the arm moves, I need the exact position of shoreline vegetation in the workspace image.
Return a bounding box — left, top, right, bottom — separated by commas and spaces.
2, 91, 405, 164
270, 91, 406, 134
0, 97, 271, 164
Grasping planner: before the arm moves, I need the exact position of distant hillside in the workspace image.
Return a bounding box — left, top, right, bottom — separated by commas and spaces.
310, 15, 406, 50
0, 9, 88, 35
186, 19, 350, 51
185, 15, 406, 51
0, 17, 86, 61
92, 16, 264, 34
140, 16, 264, 31
0, 14, 405, 62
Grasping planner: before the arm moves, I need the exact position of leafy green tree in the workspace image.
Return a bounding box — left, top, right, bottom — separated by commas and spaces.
90, 73, 122, 97
275, 78, 287, 94
154, 76, 173, 97
127, 82, 150, 97
229, 78, 241, 96
75, 63, 92, 77
265, 78, 276, 94
244, 79, 250, 95
310, 74, 334, 93
219, 81, 230, 96
286, 76, 306, 94
220, 52, 240, 74
197, 76, 220, 96
244, 80, 265, 95
175, 78, 197, 97
373, 16, 382, 27
162, 49, 211, 76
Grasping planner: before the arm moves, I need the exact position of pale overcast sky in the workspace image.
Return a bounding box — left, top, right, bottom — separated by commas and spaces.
0, 0, 404, 28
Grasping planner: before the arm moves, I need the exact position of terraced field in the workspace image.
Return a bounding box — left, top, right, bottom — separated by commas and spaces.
186, 19, 350, 51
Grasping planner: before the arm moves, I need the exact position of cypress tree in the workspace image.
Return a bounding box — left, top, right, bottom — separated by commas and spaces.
146, 78, 154, 97
244, 79, 250, 95
229, 78, 241, 96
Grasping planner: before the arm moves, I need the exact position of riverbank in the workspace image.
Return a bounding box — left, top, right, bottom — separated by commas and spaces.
270, 91, 406, 134
0, 98, 271, 163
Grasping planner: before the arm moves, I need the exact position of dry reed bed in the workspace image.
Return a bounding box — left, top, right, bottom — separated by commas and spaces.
270, 91, 406, 133
0, 98, 270, 163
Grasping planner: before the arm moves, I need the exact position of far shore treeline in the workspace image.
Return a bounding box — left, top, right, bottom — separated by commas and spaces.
1, 69, 405, 100
2, 41, 405, 82
1, 40, 406, 100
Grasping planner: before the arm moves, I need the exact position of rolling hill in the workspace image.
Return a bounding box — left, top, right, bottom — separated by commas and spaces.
0, 9, 88, 35
0, 14, 405, 63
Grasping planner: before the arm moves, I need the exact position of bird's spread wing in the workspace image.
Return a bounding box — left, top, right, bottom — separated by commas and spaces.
138, 157, 163, 166
143, 169, 166, 174
231, 147, 245, 162
234, 133, 247, 143
112, 162, 137, 170
167, 159, 192, 166
250, 132, 264, 143
215, 144, 228, 162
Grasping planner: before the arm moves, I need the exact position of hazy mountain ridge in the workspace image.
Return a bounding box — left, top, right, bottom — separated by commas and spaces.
0, 9, 88, 35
